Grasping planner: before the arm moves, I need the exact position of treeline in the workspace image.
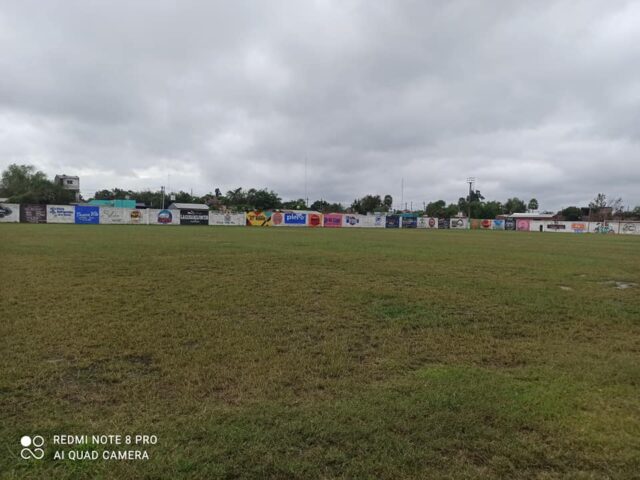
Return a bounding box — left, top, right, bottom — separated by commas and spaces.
2, 164, 639, 220
0, 165, 76, 204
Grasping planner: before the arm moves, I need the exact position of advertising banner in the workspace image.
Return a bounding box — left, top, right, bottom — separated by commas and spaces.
492, 219, 505, 230
0, 203, 20, 223
46, 205, 75, 223
417, 217, 437, 229
450, 218, 468, 229
569, 222, 588, 233
470, 219, 482, 230
323, 213, 343, 228
505, 218, 516, 231
283, 212, 307, 226
128, 209, 147, 225
385, 215, 401, 228
148, 209, 180, 225
438, 218, 450, 229
343, 214, 364, 227
246, 211, 273, 226
515, 219, 530, 231
20, 204, 47, 223
308, 213, 322, 227
401, 216, 417, 228
180, 208, 209, 225
209, 212, 245, 226
361, 213, 386, 228
75, 205, 100, 224
620, 222, 640, 235
100, 207, 130, 224
99, 207, 148, 225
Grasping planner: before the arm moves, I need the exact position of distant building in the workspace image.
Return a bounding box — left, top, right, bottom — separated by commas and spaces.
55, 174, 80, 201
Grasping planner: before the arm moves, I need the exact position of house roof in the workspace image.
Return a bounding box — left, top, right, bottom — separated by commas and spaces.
168, 203, 209, 210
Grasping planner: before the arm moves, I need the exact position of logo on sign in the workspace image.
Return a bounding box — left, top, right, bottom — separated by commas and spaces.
284, 213, 306, 224
158, 209, 172, 224
345, 215, 359, 226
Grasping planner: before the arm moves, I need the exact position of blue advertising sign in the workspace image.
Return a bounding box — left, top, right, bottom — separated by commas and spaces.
385, 215, 400, 228
75, 205, 100, 224
284, 212, 307, 225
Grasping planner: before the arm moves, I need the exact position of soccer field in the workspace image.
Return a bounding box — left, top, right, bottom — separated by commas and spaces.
1, 225, 639, 479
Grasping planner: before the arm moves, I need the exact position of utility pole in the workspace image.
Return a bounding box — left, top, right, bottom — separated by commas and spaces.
161, 186, 165, 209
466, 177, 475, 219
304, 157, 308, 208
401, 178, 404, 212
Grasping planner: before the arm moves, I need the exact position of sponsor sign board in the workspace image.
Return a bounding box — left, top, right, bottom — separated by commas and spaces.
209, 212, 245, 226
450, 218, 468, 229
385, 215, 400, 228
246, 211, 273, 226
0, 203, 20, 222
20, 204, 47, 223
180, 209, 209, 225
401, 216, 417, 228
323, 213, 343, 227
47, 205, 75, 223
75, 205, 100, 224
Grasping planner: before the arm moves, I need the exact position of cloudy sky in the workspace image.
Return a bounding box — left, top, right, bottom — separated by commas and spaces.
0, 1, 638, 211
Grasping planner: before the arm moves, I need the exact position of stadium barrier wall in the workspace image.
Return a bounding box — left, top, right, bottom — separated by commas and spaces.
47, 205, 75, 223
3, 203, 640, 235
209, 212, 245, 226
0, 203, 21, 223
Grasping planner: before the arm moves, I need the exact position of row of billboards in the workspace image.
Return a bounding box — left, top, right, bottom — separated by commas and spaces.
1, 204, 638, 234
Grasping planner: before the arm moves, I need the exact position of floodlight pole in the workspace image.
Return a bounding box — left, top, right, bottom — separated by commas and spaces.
466, 177, 475, 220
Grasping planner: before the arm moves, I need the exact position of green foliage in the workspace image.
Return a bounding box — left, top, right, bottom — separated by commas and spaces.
561, 206, 583, 221
528, 198, 539, 211
282, 198, 308, 210
351, 194, 388, 214
425, 200, 446, 217
0, 164, 75, 204
310, 199, 344, 213
503, 197, 527, 214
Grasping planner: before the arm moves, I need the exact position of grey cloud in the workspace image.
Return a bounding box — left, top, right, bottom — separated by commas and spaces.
0, 0, 638, 211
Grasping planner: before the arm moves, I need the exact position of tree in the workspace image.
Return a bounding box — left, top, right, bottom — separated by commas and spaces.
282, 198, 307, 210
444, 203, 460, 218
503, 197, 527, 214
309, 200, 344, 213
351, 195, 384, 214
425, 200, 446, 217
383, 195, 393, 210
528, 198, 539, 211
561, 206, 582, 221
0, 164, 75, 204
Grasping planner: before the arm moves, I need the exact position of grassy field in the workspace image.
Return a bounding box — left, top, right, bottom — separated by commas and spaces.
1, 225, 639, 479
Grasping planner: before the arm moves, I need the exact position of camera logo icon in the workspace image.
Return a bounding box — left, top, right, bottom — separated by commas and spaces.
20, 435, 45, 460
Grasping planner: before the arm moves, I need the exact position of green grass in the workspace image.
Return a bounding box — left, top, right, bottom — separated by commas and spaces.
1, 225, 639, 479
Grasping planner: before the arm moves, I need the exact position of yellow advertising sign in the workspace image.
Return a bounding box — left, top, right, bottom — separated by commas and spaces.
246, 211, 273, 226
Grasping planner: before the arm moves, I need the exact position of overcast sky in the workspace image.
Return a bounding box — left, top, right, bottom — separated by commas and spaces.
0, 1, 638, 210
